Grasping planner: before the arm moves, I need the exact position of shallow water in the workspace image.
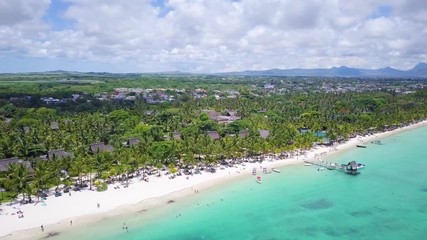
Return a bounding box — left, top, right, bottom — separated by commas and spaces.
54, 126, 427, 240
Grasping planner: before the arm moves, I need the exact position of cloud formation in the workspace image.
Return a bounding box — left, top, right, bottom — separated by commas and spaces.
0, 0, 426, 72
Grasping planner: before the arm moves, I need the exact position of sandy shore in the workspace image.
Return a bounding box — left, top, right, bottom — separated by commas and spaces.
1, 119, 426, 239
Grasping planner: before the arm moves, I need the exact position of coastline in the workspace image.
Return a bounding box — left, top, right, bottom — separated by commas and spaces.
1, 119, 427, 240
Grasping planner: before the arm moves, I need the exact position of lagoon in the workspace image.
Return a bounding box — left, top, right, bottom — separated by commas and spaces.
50, 125, 427, 240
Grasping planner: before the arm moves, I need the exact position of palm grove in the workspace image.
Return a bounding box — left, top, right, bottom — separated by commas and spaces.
1, 78, 427, 203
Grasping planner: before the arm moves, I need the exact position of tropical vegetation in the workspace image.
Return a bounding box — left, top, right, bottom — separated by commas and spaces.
1, 75, 426, 203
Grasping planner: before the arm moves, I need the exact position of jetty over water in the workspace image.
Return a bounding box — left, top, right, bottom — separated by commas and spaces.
304, 159, 361, 175
304, 159, 338, 170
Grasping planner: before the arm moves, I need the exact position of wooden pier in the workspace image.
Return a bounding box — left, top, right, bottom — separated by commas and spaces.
304, 159, 339, 170
304, 159, 356, 174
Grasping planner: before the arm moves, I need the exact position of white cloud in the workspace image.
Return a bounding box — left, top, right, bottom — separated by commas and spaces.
0, 0, 426, 72
0, 0, 50, 25
363, 17, 395, 38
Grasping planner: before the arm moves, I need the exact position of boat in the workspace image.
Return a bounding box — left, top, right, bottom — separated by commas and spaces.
252, 168, 257, 175
341, 162, 365, 169
317, 167, 325, 171
357, 163, 365, 169
345, 161, 361, 175
356, 145, 367, 148
371, 140, 383, 145
346, 171, 361, 175
272, 168, 280, 173
262, 167, 271, 174
256, 176, 262, 184
304, 163, 312, 166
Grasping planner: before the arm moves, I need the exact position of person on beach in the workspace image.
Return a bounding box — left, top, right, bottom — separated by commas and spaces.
70, 220, 73, 226
97, 202, 100, 208
41, 225, 44, 232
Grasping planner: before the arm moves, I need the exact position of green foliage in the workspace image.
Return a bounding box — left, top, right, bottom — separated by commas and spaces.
16, 117, 41, 127
199, 112, 209, 121
95, 181, 108, 192
224, 120, 250, 134
0, 104, 17, 117
1, 74, 427, 203
133, 123, 152, 133
109, 109, 132, 122
147, 141, 175, 165
168, 163, 178, 174
196, 120, 218, 132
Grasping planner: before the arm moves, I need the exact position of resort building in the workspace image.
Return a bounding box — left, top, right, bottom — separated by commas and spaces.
259, 130, 270, 139
126, 138, 140, 147
207, 131, 220, 140
47, 150, 72, 160
90, 142, 114, 153
0, 157, 30, 172
238, 130, 250, 138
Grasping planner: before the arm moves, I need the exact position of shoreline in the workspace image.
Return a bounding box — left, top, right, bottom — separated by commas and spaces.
1, 119, 427, 239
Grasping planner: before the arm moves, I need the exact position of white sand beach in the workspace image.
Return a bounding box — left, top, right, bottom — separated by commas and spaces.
1, 119, 426, 239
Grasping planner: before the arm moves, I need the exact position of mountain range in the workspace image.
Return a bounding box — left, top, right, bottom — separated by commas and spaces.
223, 63, 427, 78
2, 63, 427, 78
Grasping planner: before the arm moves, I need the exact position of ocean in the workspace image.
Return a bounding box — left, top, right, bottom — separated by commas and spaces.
53, 126, 427, 240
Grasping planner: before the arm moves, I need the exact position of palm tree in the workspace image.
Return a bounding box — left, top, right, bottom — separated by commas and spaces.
70, 155, 86, 188
83, 156, 94, 190
0, 176, 6, 201
24, 182, 35, 203
33, 160, 50, 201
8, 163, 29, 203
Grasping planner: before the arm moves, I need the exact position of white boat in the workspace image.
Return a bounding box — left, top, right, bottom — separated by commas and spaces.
304, 163, 312, 166
317, 167, 325, 171
357, 163, 365, 169
256, 176, 262, 184
272, 168, 281, 173
341, 162, 365, 170
252, 168, 257, 175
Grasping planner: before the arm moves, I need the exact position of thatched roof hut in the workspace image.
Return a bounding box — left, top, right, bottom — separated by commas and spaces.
0, 157, 30, 172
50, 122, 59, 130
259, 130, 270, 139
239, 130, 250, 138
47, 149, 71, 159
90, 142, 114, 153
207, 131, 220, 140
126, 138, 140, 146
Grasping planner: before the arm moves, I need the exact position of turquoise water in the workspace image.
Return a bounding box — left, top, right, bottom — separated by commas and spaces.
54, 126, 427, 240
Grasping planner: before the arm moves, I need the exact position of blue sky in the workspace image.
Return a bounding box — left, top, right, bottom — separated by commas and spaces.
0, 0, 426, 73
42, 0, 74, 30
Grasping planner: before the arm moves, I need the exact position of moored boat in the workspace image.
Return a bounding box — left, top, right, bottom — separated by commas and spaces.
256, 176, 262, 184
356, 145, 367, 148
272, 168, 280, 173
304, 163, 312, 166
341, 162, 365, 170
252, 168, 257, 175
357, 163, 365, 169
345, 161, 361, 175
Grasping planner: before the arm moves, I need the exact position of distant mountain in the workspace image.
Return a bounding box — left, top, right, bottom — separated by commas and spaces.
407, 63, 427, 77
3, 63, 426, 78
222, 63, 427, 78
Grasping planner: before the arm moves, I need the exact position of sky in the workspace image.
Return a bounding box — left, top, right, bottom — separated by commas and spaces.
0, 0, 426, 73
